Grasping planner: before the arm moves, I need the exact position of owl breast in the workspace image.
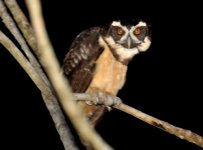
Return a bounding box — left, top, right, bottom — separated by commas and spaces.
87, 45, 127, 95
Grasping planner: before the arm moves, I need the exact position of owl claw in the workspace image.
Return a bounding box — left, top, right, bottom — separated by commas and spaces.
101, 94, 122, 106
86, 88, 122, 107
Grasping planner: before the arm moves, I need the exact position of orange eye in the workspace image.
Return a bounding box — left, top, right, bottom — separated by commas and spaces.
116, 27, 125, 36
134, 28, 141, 35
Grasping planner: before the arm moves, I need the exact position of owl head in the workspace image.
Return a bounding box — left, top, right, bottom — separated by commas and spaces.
101, 20, 151, 63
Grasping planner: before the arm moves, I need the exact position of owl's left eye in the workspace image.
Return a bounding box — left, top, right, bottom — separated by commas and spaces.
116, 27, 125, 36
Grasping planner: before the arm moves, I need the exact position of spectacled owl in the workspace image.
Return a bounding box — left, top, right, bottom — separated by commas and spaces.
62, 20, 151, 126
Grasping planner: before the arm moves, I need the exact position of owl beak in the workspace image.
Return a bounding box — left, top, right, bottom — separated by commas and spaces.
127, 37, 131, 49
121, 36, 136, 49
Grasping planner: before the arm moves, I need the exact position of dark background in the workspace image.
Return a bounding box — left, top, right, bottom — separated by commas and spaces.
0, 1, 202, 150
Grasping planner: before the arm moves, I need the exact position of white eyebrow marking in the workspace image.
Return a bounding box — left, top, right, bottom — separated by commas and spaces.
112, 21, 122, 26
135, 21, 147, 27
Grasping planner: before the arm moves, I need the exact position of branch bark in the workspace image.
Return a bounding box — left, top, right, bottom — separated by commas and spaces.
4, 0, 38, 52
0, 0, 48, 86
115, 103, 203, 148
74, 93, 203, 148
25, 0, 113, 150
0, 0, 78, 149
0, 29, 78, 150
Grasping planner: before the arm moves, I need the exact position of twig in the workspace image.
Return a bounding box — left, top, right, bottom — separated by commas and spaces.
115, 104, 203, 148
74, 93, 203, 148
4, 0, 38, 52
0, 0, 48, 86
0, 29, 78, 150
25, 0, 113, 150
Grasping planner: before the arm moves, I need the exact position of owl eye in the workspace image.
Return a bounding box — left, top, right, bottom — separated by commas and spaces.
134, 27, 141, 36
116, 27, 125, 36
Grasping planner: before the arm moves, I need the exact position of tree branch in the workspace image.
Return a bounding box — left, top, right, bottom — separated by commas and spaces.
25, 0, 113, 150
74, 93, 203, 148
0, 30, 42, 90
2, 0, 201, 149
115, 103, 203, 148
0, 0, 48, 86
4, 0, 38, 52
0, 29, 78, 150
0, 1, 78, 148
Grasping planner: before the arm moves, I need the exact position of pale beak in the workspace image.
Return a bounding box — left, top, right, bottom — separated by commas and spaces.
127, 37, 131, 49
120, 36, 138, 49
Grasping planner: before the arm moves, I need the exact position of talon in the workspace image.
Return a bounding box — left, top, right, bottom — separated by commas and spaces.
86, 87, 122, 107
113, 97, 122, 106
86, 100, 93, 105
103, 95, 114, 106
104, 95, 122, 106
106, 106, 112, 111
85, 93, 99, 105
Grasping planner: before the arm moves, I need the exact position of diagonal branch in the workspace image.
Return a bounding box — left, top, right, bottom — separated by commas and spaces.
74, 93, 203, 148
0, 30, 43, 90
115, 103, 203, 148
0, 1, 78, 149
4, 0, 38, 52
0, 0, 48, 86
0, 29, 78, 150
25, 0, 113, 150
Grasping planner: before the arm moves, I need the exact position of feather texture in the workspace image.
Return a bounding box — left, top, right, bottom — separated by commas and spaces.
63, 27, 104, 93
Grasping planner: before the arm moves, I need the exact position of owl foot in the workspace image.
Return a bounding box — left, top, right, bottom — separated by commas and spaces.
86, 87, 122, 108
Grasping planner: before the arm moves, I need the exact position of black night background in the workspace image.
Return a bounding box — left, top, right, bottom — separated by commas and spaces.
0, 1, 202, 150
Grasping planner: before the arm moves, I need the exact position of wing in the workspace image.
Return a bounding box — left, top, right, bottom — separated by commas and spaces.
62, 27, 104, 93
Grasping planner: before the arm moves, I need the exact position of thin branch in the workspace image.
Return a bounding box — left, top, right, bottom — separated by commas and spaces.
4, 0, 38, 52
115, 104, 203, 148
0, 30, 78, 150
0, 3, 78, 149
25, 0, 113, 150
0, 0, 49, 86
73, 93, 203, 148
0, 30, 43, 90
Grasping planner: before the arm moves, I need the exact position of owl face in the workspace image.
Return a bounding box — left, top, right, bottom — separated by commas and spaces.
102, 20, 151, 61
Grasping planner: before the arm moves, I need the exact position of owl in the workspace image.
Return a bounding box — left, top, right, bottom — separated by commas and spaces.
62, 20, 151, 126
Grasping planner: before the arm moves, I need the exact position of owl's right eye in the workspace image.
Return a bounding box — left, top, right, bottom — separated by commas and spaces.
116, 27, 125, 36
134, 27, 141, 36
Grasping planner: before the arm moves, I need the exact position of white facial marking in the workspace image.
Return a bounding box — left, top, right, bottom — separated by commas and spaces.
102, 21, 151, 61
135, 21, 147, 27
129, 21, 147, 42
104, 36, 139, 60
120, 30, 129, 41
111, 21, 122, 26
137, 36, 151, 52
112, 21, 148, 44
